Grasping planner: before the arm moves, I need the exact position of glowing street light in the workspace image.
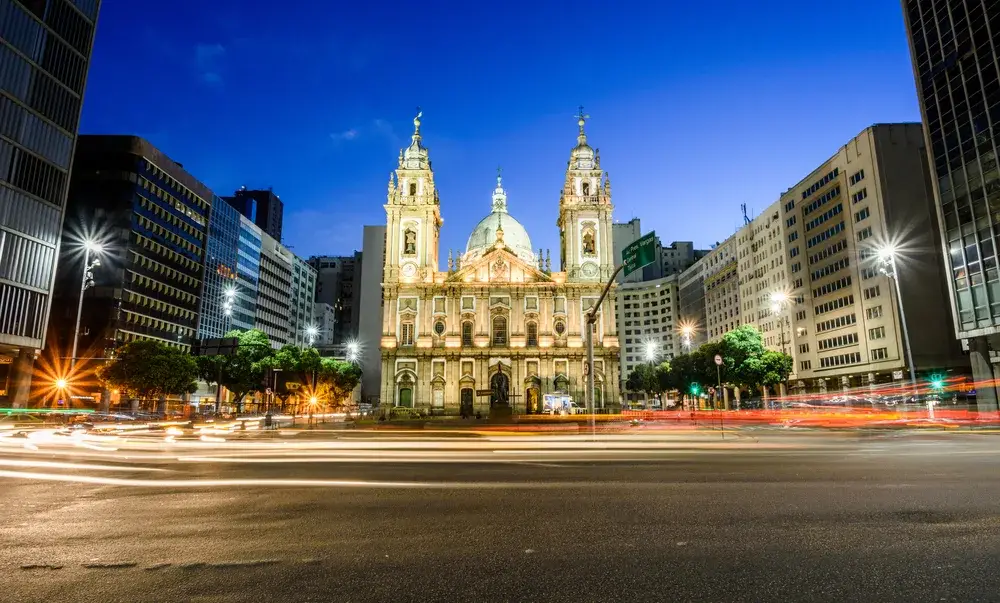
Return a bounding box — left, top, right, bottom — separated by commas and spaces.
769, 290, 792, 356
876, 244, 918, 398
71, 240, 103, 369
346, 340, 361, 363
305, 325, 319, 347
55, 378, 68, 389
644, 340, 658, 363
678, 323, 695, 353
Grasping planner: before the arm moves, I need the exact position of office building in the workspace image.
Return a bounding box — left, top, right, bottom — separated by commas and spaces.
736, 201, 791, 354
677, 255, 708, 350
779, 124, 965, 390
0, 0, 102, 405
51, 136, 209, 359
197, 195, 240, 340
289, 255, 317, 347
616, 275, 679, 395
902, 0, 1000, 411
232, 216, 262, 332
308, 253, 361, 345
255, 233, 293, 347
312, 302, 337, 348
701, 235, 740, 341
224, 186, 284, 241
357, 225, 386, 402
662, 241, 707, 276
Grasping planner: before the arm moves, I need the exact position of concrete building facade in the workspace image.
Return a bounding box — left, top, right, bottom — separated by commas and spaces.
736, 201, 791, 355
358, 225, 386, 402
615, 275, 679, 384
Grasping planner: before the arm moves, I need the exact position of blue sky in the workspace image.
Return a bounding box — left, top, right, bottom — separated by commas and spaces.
80, 0, 922, 262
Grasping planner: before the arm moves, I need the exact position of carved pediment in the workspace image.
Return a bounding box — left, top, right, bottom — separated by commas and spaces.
447, 247, 552, 284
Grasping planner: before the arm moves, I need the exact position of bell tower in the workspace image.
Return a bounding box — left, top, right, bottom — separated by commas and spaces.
384, 109, 442, 284
557, 107, 614, 282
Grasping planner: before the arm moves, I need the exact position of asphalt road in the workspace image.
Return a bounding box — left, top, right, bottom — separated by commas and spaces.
2, 430, 1000, 602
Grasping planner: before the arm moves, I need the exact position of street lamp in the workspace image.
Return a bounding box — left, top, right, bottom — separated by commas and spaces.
644, 340, 658, 363
346, 340, 361, 363
877, 245, 919, 401
305, 325, 319, 347
222, 285, 236, 327
71, 240, 102, 369
769, 290, 790, 356
679, 323, 694, 353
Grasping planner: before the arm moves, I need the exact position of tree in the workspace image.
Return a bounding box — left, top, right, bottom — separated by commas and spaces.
196, 329, 274, 411
99, 340, 198, 412
315, 358, 362, 410
720, 325, 767, 395
759, 349, 793, 389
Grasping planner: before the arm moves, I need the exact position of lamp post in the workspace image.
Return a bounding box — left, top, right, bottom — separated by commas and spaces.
305, 325, 319, 348
346, 340, 360, 363
769, 291, 790, 356
877, 246, 921, 412
214, 285, 237, 414
680, 324, 693, 353
71, 241, 102, 370
644, 340, 658, 408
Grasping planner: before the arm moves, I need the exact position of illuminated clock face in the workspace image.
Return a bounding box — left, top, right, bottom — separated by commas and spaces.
401, 263, 417, 278
582, 262, 598, 278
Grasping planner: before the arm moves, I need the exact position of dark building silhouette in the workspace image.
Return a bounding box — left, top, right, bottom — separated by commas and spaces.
50, 136, 210, 362
0, 0, 103, 406
224, 187, 284, 241
902, 0, 1000, 412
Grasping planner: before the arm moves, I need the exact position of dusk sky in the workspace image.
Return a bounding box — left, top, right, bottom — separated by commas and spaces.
81, 0, 922, 262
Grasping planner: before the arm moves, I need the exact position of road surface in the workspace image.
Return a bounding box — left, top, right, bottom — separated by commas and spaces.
1, 429, 998, 602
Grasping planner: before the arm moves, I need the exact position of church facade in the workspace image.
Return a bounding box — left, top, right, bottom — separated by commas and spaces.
378, 111, 620, 415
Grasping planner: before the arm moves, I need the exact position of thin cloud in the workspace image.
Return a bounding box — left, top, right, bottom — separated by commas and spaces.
194, 43, 226, 85
330, 129, 359, 142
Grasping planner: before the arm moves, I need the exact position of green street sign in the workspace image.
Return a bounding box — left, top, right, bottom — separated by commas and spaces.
621, 231, 657, 277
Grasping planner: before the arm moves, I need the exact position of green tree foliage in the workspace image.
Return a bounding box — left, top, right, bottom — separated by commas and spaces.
99, 340, 198, 404
196, 329, 273, 406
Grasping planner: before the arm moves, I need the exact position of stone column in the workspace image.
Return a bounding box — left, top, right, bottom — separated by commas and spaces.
969, 336, 998, 415
9, 349, 35, 408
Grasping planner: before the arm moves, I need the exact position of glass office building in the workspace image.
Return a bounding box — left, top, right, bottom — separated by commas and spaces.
197, 195, 240, 339
0, 0, 102, 405
902, 0, 1000, 411
233, 216, 262, 333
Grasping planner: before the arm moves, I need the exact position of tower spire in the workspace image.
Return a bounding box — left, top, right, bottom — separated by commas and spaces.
491, 166, 508, 212
412, 107, 422, 142
575, 105, 590, 145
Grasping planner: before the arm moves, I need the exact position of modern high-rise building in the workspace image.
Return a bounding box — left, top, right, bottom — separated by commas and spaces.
52, 136, 210, 359
224, 187, 284, 241
357, 225, 386, 402
615, 274, 679, 398
197, 195, 240, 340
255, 233, 293, 347
677, 254, 708, 350
901, 0, 1000, 411
0, 0, 102, 405
289, 255, 317, 347
312, 302, 337, 348
779, 124, 965, 390
232, 215, 262, 332
308, 253, 361, 345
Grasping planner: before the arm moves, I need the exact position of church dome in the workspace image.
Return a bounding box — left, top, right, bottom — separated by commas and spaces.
464, 172, 535, 264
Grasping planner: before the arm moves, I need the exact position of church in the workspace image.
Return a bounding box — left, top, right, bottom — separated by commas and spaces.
378, 110, 621, 416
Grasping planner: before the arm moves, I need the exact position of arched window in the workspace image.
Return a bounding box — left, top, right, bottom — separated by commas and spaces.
409, 183, 417, 196
492, 315, 507, 346
582, 181, 590, 196
461, 321, 473, 346
526, 322, 538, 347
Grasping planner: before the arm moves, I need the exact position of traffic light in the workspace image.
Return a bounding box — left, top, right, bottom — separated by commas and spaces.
929, 374, 945, 390
689, 383, 700, 396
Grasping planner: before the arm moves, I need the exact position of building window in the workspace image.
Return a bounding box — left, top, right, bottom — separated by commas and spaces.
400, 321, 414, 346
857, 226, 873, 242
403, 227, 417, 255
869, 326, 886, 340
461, 321, 473, 346
492, 315, 507, 346
554, 320, 566, 336
526, 322, 538, 346
798, 343, 809, 354
871, 347, 888, 361
866, 306, 883, 319
852, 188, 868, 204
434, 320, 446, 336
854, 207, 870, 223
849, 169, 865, 185
800, 360, 811, 370
409, 183, 417, 195
864, 285, 881, 299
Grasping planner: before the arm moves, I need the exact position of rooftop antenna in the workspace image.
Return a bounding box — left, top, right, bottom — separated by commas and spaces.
741, 203, 751, 226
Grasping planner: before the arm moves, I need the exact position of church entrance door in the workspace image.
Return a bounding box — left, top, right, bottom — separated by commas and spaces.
490, 370, 509, 409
